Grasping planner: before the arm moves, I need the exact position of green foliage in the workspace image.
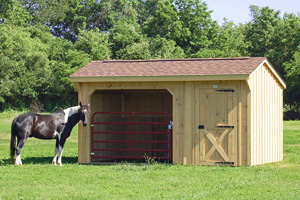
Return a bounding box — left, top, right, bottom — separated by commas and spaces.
193, 21, 249, 58
149, 37, 185, 59
0, 24, 50, 109
175, 0, 218, 55
75, 29, 111, 60
144, 0, 184, 41
246, 5, 281, 57
284, 48, 300, 111
1, 1, 300, 111
19, 0, 68, 25
118, 41, 151, 60
0, 24, 90, 111
244, 6, 300, 110
0, 0, 33, 26
245, 6, 300, 77
110, 19, 147, 59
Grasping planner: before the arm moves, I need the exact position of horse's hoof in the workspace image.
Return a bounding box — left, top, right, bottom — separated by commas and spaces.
52, 162, 57, 166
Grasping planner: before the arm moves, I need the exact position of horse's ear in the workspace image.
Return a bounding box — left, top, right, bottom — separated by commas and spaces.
79, 102, 82, 107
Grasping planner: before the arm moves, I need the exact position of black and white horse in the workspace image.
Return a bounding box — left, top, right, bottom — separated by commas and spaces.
10, 102, 90, 166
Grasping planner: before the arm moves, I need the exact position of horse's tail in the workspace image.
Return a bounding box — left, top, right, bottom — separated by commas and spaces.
10, 118, 17, 163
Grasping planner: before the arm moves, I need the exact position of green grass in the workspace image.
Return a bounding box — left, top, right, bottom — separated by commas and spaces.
1, 113, 300, 199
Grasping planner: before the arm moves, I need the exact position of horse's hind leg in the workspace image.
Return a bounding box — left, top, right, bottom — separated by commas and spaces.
57, 146, 64, 166
15, 137, 27, 165
52, 138, 59, 165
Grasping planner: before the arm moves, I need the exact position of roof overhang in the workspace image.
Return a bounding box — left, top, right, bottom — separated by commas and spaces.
70, 74, 250, 83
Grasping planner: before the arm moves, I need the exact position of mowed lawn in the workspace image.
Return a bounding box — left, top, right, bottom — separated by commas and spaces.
0, 112, 300, 199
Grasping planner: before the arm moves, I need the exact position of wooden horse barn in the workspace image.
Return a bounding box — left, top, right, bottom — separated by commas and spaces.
70, 57, 286, 166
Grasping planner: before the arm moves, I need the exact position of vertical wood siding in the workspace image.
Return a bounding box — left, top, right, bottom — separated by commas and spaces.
248, 63, 284, 165
74, 64, 284, 166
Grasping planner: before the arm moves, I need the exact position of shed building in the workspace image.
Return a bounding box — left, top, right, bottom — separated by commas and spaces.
70, 57, 286, 166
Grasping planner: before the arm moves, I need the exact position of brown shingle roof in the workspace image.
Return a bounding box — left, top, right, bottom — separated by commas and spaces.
70, 57, 266, 78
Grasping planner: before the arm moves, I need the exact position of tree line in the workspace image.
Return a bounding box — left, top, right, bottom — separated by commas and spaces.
0, 0, 300, 112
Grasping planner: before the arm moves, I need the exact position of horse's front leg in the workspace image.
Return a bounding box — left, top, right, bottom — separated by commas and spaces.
57, 146, 64, 166
52, 138, 59, 165
57, 137, 67, 166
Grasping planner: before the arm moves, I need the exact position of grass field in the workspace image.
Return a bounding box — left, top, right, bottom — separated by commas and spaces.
1, 112, 300, 199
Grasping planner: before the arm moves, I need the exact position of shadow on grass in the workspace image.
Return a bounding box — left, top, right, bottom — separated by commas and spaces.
0, 156, 78, 166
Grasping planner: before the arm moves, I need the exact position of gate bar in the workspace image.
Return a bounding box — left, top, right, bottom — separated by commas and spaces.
93, 131, 170, 135
94, 149, 170, 152
93, 140, 169, 144
93, 156, 170, 159
91, 111, 172, 162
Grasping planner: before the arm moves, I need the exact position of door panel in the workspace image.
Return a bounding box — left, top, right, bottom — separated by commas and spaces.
195, 87, 237, 165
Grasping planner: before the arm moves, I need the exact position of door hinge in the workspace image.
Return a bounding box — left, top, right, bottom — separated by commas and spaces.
216, 89, 234, 92
216, 125, 234, 129
215, 161, 234, 165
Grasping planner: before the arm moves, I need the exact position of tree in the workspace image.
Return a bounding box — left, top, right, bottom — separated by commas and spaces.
0, 24, 90, 111
75, 29, 111, 60
284, 47, 300, 111
193, 20, 248, 58
19, 0, 68, 25
0, 24, 51, 109
245, 6, 283, 74
48, 0, 140, 42
144, 0, 184, 42
0, 0, 32, 26
149, 37, 185, 59
276, 13, 300, 74
110, 18, 147, 59
175, 0, 218, 56
117, 41, 151, 60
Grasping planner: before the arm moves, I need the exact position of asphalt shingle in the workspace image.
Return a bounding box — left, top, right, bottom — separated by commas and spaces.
70, 57, 266, 78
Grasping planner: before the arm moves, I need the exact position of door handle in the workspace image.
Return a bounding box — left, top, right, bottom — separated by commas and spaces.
198, 125, 205, 129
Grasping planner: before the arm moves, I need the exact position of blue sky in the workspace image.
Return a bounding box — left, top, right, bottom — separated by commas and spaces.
205, 0, 299, 25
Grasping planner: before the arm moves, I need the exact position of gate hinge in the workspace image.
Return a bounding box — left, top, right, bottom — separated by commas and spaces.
216, 89, 234, 92
90, 152, 95, 156
91, 124, 95, 127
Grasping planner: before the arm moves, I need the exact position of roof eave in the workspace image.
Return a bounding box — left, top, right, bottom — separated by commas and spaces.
70, 74, 250, 83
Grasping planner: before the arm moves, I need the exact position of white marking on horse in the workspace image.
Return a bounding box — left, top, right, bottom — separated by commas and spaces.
15, 154, 22, 165
54, 131, 62, 139
52, 147, 59, 165
63, 106, 80, 123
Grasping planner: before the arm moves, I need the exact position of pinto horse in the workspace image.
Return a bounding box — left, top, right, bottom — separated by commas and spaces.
10, 102, 90, 166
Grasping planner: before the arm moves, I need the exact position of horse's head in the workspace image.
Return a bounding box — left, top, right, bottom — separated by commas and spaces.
79, 102, 90, 127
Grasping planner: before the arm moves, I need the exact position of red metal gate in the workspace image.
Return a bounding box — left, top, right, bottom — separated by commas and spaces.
91, 112, 172, 162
